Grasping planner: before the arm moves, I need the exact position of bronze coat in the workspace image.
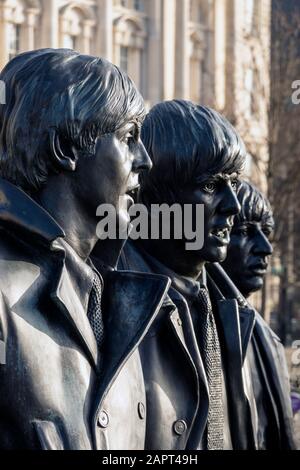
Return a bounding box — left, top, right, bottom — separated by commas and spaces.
118, 241, 257, 450
0, 179, 170, 450
206, 262, 296, 449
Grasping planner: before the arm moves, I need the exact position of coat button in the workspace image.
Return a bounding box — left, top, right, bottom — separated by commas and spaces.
98, 410, 109, 428
138, 402, 145, 420
173, 419, 187, 435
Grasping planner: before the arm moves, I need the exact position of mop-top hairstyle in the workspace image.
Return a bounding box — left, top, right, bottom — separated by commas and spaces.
0, 48, 145, 191
139, 100, 246, 206
235, 180, 274, 228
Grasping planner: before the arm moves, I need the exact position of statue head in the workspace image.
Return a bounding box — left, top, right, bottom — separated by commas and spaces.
222, 180, 274, 297
139, 100, 246, 276
0, 48, 150, 217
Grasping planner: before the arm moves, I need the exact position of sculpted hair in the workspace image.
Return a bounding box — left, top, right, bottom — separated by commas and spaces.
139, 100, 246, 206
235, 180, 274, 227
0, 48, 145, 191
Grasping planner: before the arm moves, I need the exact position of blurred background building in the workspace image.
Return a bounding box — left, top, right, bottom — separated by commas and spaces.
269, 0, 300, 344
0, 0, 271, 188
0, 0, 299, 345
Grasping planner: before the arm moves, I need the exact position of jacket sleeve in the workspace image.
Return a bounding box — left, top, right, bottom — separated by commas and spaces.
254, 314, 297, 449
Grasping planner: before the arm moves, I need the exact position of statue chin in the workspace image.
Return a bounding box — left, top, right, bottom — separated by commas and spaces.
206, 245, 228, 264
242, 275, 264, 298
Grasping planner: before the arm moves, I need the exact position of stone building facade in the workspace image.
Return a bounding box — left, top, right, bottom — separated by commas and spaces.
0, 1, 271, 188
0, 0, 272, 313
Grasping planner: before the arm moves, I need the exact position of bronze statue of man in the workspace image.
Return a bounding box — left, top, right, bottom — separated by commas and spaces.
217, 180, 295, 449
0, 48, 172, 450
119, 100, 255, 449
222, 180, 274, 298
119, 100, 295, 450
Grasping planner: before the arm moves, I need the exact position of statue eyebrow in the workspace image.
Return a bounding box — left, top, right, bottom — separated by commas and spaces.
262, 223, 274, 230
115, 121, 139, 138
237, 221, 274, 230
134, 121, 141, 139
212, 172, 239, 181
195, 172, 239, 184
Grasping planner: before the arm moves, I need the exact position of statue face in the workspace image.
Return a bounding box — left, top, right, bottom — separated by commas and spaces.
223, 219, 273, 297
74, 122, 151, 221
177, 172, 240, 263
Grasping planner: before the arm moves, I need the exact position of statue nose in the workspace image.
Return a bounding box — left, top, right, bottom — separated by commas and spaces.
132, 141, 152, 172
253, 231, 273, 256
219, 185, 241, 217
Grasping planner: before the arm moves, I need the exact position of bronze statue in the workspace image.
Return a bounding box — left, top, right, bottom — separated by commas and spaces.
222, 180, 274, 298
119, 100, 255, 449
0, 48, 172, 450
119, 100, 295, 450
214, 180, 295, 449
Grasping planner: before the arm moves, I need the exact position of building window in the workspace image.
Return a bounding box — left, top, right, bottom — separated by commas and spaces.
251, 68, 260, 116
133, 0, 143, 11
60, 7, 82, 50
190, 0, 202, 23
245, 0, 261, 36
7, 23, 21, 61
244, 67, 253, 117
120, 46, 129, 72
252, 0, 261, 36
245, 0, 254, 34
60, 6, 94, 54
190, 57, 203, 103
244, 153, 254, 179
63, 34, 77, 50
114, 13, 147, 93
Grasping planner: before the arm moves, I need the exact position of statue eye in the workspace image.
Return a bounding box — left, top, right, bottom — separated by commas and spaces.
231, 180, 238, 191
123, 131, 135, 146
236, 227, 249, 236
262, 227, 273, 239
203, 181, 217, 193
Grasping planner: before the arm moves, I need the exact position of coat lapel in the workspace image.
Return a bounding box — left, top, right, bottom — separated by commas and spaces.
50, 243, 99, 370
215, 298, 255, 449
216, 299, 256, 365
253, 314, 296, 449
239, 306, 256, 362
216, 298, 242, 365
94, 270, 171, 407
206, 268, 255, 363
51, 258, 98, 369
167, 289, 209, 449
169, 291, 209, 392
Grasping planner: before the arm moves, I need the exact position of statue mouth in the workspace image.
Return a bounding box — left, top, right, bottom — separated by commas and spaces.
125, 184, 140, 201
210, 224, 231, 245
248, 261, 268, 276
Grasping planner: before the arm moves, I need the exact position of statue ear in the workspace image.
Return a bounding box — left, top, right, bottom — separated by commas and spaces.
49, 128, 78, 172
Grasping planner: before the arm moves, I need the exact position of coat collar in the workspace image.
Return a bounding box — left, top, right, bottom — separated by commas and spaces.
119, 242, 206, 448
120, 244, 209, 441
49, 235, 173, 375
0, 179, 171, 377
0, 179, 99, 367
0, 178, 65, 246
206, 265, 256, 363
134, 245, 256, 364
50, 239, 98, 368
90, 268, 171, 417
214, 297, 255, 448
205, 270, 256, 448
